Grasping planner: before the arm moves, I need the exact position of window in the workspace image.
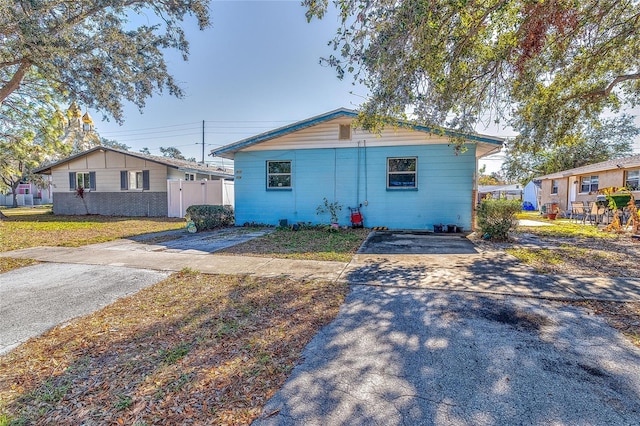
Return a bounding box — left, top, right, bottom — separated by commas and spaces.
129, 171, 143, 189
387, 157, 417, 189
551, 179, 558, 194
120, 170, 150, 190
626, 170, 640, 190
185, 173, 196, 181
69, 172, 95, 191
339, 124, 351, 140
580, 175, 598, 193
77, 172, 91, 189
267, 161, 291, 189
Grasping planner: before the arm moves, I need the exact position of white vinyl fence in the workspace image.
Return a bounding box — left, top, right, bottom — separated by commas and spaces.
167, 179, 234, 218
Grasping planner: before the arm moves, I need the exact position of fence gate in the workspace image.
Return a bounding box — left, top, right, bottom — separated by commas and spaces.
167, 179, 234, 218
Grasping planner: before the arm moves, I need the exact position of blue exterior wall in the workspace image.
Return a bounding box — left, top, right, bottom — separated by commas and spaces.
233, 144, 477, 230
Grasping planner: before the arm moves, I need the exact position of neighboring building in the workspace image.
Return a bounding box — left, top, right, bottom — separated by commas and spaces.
34, 146, 234, 217
212, 108, 503, 230
535, 155, 640, 214
0, 180, 52, 207
523, 180, 539, 210
477, 184, 523, 204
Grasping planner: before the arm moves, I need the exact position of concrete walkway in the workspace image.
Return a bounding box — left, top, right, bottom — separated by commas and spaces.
2, 236, 640, 301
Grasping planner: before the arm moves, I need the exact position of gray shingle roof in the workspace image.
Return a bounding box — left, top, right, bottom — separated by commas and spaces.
535, 154, 640, 181
34, 146, 234, 178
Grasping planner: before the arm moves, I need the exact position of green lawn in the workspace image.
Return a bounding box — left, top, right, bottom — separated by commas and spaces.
0, 207, 185, 252
515, 211, 617, 239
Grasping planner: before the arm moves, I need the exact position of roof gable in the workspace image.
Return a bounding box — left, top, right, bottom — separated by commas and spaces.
212, 108, 503, 159
34, 146, 233, 178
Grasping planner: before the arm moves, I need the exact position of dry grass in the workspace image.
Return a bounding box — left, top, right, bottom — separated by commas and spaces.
570, 301, 640, 347
0, 208, 185, 253
0, 271, 348, 425
218, 227, 370, 262
479, 225, 640, 349
0, 258, 38, 274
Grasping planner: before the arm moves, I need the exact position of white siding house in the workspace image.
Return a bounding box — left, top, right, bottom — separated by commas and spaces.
35, 146, 234, 217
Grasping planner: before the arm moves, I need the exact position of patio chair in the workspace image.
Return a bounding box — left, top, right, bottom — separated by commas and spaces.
586, 202, 606, 225
570, 202, 586, 223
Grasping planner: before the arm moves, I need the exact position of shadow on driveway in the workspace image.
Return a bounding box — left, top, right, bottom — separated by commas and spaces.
254, 287, 640, 425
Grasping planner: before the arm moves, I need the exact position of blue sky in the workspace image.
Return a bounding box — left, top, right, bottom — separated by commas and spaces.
92, 0, 639, 173
94, 1, 369, 165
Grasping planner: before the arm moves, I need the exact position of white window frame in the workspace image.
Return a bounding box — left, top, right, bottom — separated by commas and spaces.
625, 170, 640, 191
266, 160, 292, 189
129, 171, 144, 190
77, 172, 91, 190
387, 157, 418, 189
551, 179, 558, 194
185, 172, 196, 181
580, 175, 598, 193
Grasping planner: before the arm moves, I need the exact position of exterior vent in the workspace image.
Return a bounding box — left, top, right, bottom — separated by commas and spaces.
339, 124, 351, 140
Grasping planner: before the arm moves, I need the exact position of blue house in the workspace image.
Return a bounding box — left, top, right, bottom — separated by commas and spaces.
212, 108, 503, 230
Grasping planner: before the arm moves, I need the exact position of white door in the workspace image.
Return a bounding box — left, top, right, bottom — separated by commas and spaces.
569, 177, 577, 205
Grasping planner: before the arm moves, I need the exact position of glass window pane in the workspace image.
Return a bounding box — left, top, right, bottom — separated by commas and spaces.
268, 161, 291, 174
268, 175, 291, 188
388, 173, 416, 187
388, 158, 416, 172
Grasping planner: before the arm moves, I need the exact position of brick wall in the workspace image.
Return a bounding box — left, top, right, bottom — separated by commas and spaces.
53, 192, 168, 217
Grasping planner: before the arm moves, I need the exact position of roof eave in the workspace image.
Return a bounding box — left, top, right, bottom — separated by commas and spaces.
212, 108, 504, 159
212, 108, 357, 159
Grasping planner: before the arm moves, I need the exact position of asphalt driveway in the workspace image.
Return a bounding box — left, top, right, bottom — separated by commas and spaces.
0, 263, 169, 355
254, 286, 640, 425
253, 231, 640, 425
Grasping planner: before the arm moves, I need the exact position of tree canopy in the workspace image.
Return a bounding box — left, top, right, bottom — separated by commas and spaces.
0, 89, 67, 207
0, 0, 210, 124
160, 146, 195, 162
502, 115, 639, 184
304, 0, 640, 149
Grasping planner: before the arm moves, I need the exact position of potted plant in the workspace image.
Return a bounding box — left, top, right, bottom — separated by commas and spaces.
316, 197, 342, 228
547, 204, 559, 220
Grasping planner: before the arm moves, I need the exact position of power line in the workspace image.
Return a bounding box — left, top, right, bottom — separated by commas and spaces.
98, 122, 202, 134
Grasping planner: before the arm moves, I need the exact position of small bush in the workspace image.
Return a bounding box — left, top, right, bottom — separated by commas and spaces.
185, 205, 234, 231
477, 199, 521, 241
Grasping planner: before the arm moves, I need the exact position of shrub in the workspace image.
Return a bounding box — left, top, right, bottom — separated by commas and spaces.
477, 199, 521, 241
185, 205, 234, 231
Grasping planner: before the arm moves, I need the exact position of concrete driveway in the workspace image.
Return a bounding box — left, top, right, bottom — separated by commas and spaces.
0, 263, 169, 355
254, 231, 640, 425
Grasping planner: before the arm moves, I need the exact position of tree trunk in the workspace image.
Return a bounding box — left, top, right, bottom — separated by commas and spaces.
11, 180, 20, 208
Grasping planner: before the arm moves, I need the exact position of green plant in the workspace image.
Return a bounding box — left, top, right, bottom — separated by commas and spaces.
185, 205, 234, 231
74, 187, 89, 215
316, 197, 342, 224
114, 394, 133, 410
159, 342, 191, 365
477, 199, 521, 241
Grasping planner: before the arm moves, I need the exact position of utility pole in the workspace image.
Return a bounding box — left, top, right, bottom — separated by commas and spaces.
201, 120, 205, 164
